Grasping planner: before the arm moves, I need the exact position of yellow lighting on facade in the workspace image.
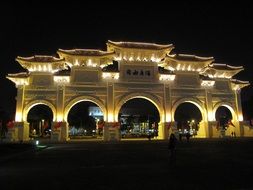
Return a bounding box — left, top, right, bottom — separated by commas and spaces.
114, 56, 122, 61
151, 56, 157, 62
159, 74, 175, 81
201, 80, 215, 87
87, 59, 97, 67
48, 65, 52, 72
166, 114, 171, 122
233, 85, 240, 91
238, 115, 243, 121
57, 114, 63, 122
102, 72, 119, 80
167, 66, 175, 71
7, 77, 29, 86
108, 113, 114, 122
208, 112, 215, 121
27, 64, 56, 73
54, 76, 70, 84
129, 56, 133, 61
176, 64, 180, 70
15, 112, 22, 122
74, 60, 79, 66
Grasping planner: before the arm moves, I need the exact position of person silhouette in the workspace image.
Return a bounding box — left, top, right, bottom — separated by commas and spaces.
168, 133, 177, 161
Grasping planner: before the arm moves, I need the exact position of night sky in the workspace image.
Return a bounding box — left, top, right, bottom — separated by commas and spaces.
1, 2, 253, 119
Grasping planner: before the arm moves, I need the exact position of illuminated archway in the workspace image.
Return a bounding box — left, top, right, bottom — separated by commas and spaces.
174, 102, 202, 137
27, 104, 53, 137
213, 102, 237, 136
172, 98, 207, 122
67, 101, 104, 137
172, 98, 207, 137
115, 92, 164, 122
64, 96, 106, 122
118, 98, 160, 138
23, 100, 56, 122
213, 102, 237, 121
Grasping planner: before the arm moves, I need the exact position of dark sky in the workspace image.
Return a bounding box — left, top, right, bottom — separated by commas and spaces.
1, 2, 253, 118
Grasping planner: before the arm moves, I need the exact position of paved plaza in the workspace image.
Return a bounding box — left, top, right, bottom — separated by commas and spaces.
1, 138, 253, 189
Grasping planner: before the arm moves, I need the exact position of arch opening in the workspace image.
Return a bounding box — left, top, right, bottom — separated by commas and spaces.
118, 98, 160, 139
174, 102, 203, 138
215, 106, 235, 136
27, 104, 53, 138
67, 101, 104, 138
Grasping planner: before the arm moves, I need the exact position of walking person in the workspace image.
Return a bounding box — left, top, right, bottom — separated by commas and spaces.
168, 133, 177, 163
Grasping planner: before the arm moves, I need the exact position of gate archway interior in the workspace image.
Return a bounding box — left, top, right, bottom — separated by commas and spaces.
118, 98, 160, 139
174, 102, 203, 138
67, 101, 104, 138
215, 106, 235, 136
27, 104, 53, 138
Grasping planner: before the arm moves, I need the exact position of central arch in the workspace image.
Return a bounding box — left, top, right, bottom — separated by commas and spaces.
118, 98, 160, 138
115, 92, 164, 123
115, 92, 165, 139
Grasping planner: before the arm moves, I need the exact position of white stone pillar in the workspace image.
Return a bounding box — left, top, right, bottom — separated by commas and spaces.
106, 82, 114, 122
56, 86, 65, 122
162, 85, 172, 140
235, 90, 244, 137
103, 122, 120, 141
51, 122, 69, 141
158, 122, 171, 140
15, 85, 25, 122
235, 90, 243, 121
104, 83, 117, 141
205, 90, 213, 137
6, 122, 30, 142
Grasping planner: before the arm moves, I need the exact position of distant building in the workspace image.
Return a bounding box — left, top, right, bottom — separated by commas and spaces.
89, 106, 103, 117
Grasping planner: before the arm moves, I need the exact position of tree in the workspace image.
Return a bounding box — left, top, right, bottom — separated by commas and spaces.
0, 107, 11, 140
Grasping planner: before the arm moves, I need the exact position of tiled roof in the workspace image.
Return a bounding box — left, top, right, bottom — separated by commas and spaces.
107, 40, 174, 50
58, 49, 114, 56
16, 55, 64, 62
167, 54, 214, 62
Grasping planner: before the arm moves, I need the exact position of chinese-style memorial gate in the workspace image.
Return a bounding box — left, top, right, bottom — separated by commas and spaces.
6, 40, 253, 141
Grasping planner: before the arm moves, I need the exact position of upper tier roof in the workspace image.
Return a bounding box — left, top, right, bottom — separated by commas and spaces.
107, 40, 174, 50
16, 55, 64, 63
58, 49, 114, 57
167, 54, 214, 62
15, 55, 66, 72
7, 72, 29, 78
208, 63, 244, 71
200, 63, 244, 78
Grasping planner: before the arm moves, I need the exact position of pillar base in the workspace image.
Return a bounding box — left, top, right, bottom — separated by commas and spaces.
51, 122, 69, 142
5, 122, 30, 142
103, 122, 120, 141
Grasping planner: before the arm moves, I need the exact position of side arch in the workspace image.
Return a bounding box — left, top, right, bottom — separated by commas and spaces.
23, 100, 57, 122
172, 97, 207, 122
213, 102, 237, 121
64, 95, 107, 122
115, 92, 164, 122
